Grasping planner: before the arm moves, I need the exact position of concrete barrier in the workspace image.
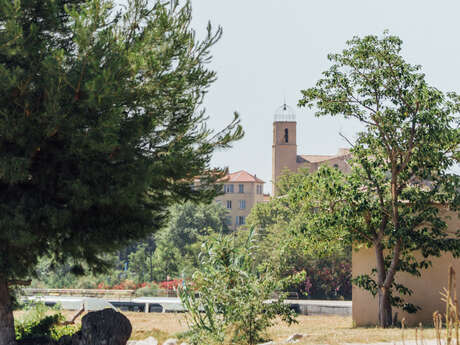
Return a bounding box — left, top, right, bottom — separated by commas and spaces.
24, 295, 352, 316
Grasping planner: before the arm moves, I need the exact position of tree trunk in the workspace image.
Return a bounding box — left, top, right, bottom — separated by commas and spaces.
378, 287, 393, 328
0, 278, 16, 345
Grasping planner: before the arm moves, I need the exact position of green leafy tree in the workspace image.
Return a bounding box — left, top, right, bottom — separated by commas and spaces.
151, 201, 231, 280
179, 229, 296, 345
299, 32, 460, 327
128, 243, 150, 284
32, 202, 231, 287
124, 234, 156, 283
32, 253, 126, 289
247, 168, 351, 299
0, 0, 242, 342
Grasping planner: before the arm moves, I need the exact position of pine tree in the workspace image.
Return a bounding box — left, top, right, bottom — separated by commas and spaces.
0, 0, 242, 343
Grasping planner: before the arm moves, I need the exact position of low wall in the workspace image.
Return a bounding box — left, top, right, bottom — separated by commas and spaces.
352, 209, 460, 326
353, 208, 460, 326
353, 248, 460, 326
291, 300, 351, 316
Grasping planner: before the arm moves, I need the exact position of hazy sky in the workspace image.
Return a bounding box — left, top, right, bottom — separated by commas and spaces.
190, 1, 460, 193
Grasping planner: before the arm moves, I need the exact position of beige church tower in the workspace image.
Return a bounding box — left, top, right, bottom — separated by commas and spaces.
271, 102, 352, 195
272, 103, 298, 195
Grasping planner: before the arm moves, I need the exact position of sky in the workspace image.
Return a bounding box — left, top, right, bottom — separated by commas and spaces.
189, 1, 460, 194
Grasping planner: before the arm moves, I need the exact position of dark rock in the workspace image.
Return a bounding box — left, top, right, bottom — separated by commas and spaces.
71, 308, 132, 345
57, 335, 73, 345
17, 336, 57, 345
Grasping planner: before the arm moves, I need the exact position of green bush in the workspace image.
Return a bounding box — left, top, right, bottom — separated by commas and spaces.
134, 283, 162, 297
179, 228, 297, 345
15, 302, 80, 341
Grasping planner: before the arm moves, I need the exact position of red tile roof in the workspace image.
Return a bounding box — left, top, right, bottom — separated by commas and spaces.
219, 170, 265, 183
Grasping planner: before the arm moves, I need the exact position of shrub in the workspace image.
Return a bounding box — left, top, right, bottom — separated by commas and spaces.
288, 257, 352, 300
134, 283, 162, 297
179, 228, 297, 345
15, 302, 79, 341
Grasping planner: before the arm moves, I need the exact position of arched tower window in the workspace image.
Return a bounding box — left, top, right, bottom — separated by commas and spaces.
284, 128, 289, 143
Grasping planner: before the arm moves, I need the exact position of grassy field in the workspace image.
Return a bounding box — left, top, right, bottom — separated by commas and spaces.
39, 311, 438, 345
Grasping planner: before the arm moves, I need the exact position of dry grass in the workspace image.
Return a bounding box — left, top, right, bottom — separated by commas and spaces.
123, 312, 189, 343
267, 315, 436, 345
15, 310, 440, 344
123, 313, 439, 344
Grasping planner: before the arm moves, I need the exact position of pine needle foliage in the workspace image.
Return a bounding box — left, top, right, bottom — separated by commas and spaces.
0, 0, 242, 343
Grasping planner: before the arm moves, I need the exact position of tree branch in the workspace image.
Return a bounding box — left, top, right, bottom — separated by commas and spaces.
339, 131, 354, 148
60, 305, 85, 325
398, 101, 419, 174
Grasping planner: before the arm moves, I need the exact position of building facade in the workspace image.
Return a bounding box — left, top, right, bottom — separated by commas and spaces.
271, 103, 351, 195
353, 207, 460, 326
215, 170, 265, 230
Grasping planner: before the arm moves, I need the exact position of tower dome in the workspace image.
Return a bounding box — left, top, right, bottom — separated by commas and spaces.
274, 102, 296, 122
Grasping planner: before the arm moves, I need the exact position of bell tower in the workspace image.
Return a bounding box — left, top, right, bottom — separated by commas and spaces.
272, 103, 297, 195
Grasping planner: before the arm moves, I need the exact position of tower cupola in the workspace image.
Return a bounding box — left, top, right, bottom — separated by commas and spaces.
274, 102, 296, 122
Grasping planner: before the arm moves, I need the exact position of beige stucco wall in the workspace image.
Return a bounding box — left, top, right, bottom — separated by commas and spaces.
353, 208, 460, 326
215, 181, 264, 230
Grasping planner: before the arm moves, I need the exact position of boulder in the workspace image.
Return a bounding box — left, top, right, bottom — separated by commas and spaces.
162, 339, 178, 345
18, 336, 56, 345
71, 308, 132, 345
57, 335, 73, 345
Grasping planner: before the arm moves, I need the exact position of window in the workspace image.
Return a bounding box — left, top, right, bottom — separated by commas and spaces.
238, 184, 244, 193
239, 200, 246, 209
284, 128, 289, 143
225, 216, 232, 226
226, 200, 232, 209
236, 216, 246, 225
225, 184, 234, 193
256, 184, 263, 194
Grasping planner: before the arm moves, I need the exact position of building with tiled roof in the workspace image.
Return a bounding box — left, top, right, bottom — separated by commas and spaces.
219, 170, 265, 184
214, 170, 265, 230
272, 103, 351, 195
